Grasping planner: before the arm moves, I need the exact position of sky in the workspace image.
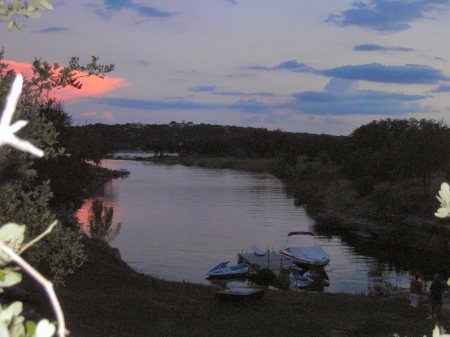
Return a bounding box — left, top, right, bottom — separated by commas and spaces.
2, 0, 450, 135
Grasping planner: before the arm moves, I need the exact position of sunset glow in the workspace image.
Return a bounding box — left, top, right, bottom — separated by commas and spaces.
5, 59, 128, 102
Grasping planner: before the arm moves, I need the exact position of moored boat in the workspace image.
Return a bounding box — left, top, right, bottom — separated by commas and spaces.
206, 261, 249, 279
289, 267, 330, 289
280, 231, 330, 267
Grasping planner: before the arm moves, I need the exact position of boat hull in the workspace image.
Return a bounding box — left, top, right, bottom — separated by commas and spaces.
280, 247, 330, 267
206, 262, 249, 279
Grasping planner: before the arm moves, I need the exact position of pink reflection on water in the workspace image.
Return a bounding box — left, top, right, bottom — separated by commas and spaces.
75, 195, 122, 237
76, 199, 94, 232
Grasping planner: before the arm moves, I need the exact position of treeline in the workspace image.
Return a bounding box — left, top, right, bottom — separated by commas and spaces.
69, 123, 342, 161
71, 119, 450, 196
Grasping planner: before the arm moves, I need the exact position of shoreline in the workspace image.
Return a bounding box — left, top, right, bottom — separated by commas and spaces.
48, 159, 450, 336
55, 235, 443, 337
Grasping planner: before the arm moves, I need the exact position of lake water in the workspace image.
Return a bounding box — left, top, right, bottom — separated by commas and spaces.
76, 159, 413, 293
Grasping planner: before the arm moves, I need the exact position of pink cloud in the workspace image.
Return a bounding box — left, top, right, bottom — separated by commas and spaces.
5, 59, 129, 102
102, 111, 115, 121
81, 111, 97, 117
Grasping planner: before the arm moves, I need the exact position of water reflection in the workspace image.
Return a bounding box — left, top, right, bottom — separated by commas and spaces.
76, 160, 421, 293
77, 193, 122, 241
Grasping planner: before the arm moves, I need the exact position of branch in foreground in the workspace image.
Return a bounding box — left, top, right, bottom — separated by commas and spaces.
0, 242, 67, 337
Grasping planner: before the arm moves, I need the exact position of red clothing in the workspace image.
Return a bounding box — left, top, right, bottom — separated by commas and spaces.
410, 279, 422, 295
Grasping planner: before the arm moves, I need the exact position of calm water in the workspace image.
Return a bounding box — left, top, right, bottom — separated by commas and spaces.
76, 159, 412, 293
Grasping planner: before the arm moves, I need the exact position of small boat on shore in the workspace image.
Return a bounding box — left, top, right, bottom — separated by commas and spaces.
289, 267, 330, 289
289, 269, 314, 288
280, 231, 330, 267
206, 261, 249, 279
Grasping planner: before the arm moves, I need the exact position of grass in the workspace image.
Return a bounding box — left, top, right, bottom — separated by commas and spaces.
51, 237, 442, 337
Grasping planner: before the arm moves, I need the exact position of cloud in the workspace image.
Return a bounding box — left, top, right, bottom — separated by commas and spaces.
135, 60, 150, 67
102, 111, 115, 121
225, 0, 238, 4
100, 98, 225, 110
431, 85, 450, 93
5, 59, 128, 102
99, 97, 270, 113
215, 91, 276, 97
321, 63, 449, 84
96, 0, 176, 19
81, 111, 97, 117
247, 59, 449, 84
188, 84, 217, 92
37, 26, 67, 33
354, 44, 414, 52
245, 60, 315, 73
79, 110, 115, 122
188, 84, 275, 97
327, 0, 450, 32
231, 99, 270, 113
279, 78, 429, 116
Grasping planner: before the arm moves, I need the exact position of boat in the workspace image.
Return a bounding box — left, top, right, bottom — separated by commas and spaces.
215, 287, 264, 301
289, 269, 314, 288
206, 261, 249, 279
280, 231, 330, 267
289, 267, 330, 289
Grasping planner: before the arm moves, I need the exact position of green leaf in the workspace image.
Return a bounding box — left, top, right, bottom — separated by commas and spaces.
0, 320, 10, 337
24, 10, 41, 19
39, 0, 53, 10
0, 301, 22, 326
35, 319, 55, 337
0, 224, 25, 263
6, 302, 22, 317
26, 321, 36, 337
0, 224, 25, 247
0, 269, 22, 288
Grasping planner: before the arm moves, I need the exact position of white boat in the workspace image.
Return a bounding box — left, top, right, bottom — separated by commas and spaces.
206, 261, 249, 279
280, 231, 330, 267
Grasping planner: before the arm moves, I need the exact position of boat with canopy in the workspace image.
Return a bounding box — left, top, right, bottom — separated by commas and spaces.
280, 231, 330, 267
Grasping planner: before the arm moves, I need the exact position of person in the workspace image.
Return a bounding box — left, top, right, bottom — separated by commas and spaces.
410, 272, 422, 309
428, 273, 448, 320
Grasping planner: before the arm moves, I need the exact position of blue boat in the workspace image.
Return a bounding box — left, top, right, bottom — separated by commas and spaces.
206, 261, 249, 279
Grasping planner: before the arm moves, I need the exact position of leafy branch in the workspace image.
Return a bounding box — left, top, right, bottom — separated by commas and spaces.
0, 74, 62, 336
0, 0, 53, 30
29, 56, 114, 95
0, 223, 65, 337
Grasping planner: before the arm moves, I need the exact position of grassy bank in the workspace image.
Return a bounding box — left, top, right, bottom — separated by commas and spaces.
54, 237, 440, 337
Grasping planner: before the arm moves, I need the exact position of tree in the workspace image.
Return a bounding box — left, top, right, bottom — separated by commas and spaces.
88, 199, 121, 242
341, 118, 450, 195
393, 119, 450, 193
0, 50, 114, 282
